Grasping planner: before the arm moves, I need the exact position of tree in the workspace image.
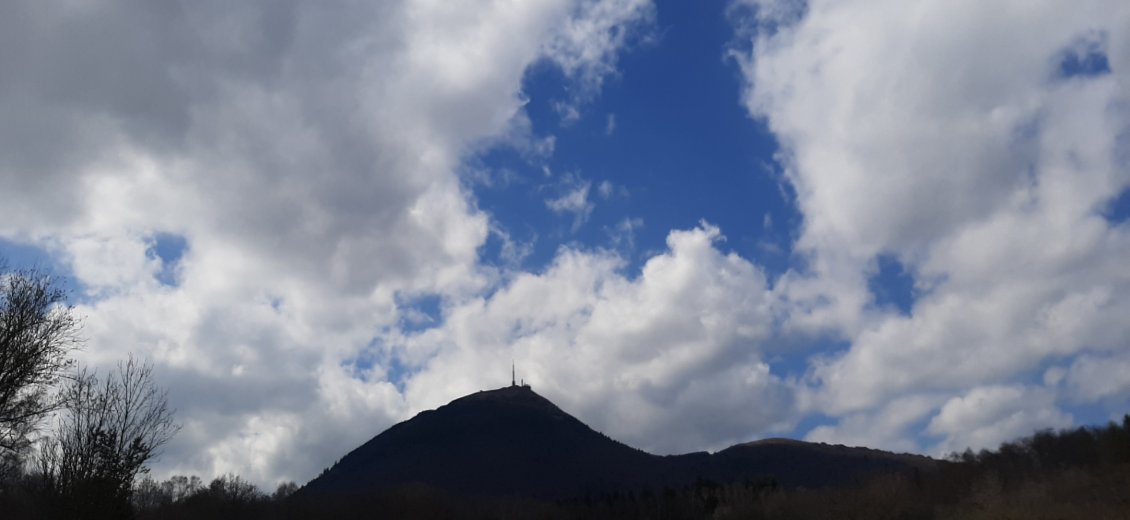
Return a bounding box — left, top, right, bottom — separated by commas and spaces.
204, 473, 263, 503
162, 474, 203, 503
131, 476, 173, 511
272, 480, 298, 501
0, 263, 80, 456
37, 356, 179, 518
130, 474, 205, 513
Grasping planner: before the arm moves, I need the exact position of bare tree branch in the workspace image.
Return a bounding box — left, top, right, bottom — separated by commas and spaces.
0, 262, 81, 456
38, 355, 180, 516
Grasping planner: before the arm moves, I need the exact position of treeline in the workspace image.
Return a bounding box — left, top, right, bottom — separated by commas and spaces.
951, 414, 1130, 475
0, 471, 298, 520
132, 474, 297, 519
24, 414, 1119, 520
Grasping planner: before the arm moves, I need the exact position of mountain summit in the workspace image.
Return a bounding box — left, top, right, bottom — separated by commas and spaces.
301, 385, 933, 499
301, 385, 678, 498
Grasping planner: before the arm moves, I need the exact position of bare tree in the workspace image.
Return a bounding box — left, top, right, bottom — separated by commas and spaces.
38, 356, 179, 518
0, 263, 80, 455
272, 480, 299, 501
205, 473, 264, 503
163, 474, 203, 503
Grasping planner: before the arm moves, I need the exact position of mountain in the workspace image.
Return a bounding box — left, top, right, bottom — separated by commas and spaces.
300, 385, 681, 499
299, 385, 935, 499
710, 437, 936, 489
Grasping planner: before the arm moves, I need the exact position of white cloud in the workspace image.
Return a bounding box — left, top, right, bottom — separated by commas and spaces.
6, 0, 1128, 490
732, 0, 1130, 448
927, 385, 1072, 456
542, 0, 656, 122
395, 224, 794, 453
806, 394, 944, 453
1062, 354, 1130, 403
0, 0, 656, 487
598, 179, 615, 199
607, 217, 644, 251
482, 110, 557, 161
545, 174, 596, 231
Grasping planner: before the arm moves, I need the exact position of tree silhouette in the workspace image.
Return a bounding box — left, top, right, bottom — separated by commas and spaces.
0, 263, 80, 457
37, 356, 179, 519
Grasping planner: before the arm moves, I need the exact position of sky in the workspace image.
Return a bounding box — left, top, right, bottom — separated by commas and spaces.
2, 0, 1129, 488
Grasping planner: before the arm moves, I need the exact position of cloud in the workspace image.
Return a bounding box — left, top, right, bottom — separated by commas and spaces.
545, 174, 596, 231
1061, 354, 1130, 403
482, 110, 557, 162
7, 0, 1128, 489
805, 393, 944, 453
607, 217, 644, 251
927, 385, 1073, 456
732, 0, 1130, 451
597, 180, 616, 199
542, 0, 656, 123
0, 0, 656, 486
394, 223, 794, 453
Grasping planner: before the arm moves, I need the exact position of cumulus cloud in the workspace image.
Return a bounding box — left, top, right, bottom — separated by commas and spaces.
6, 0, 1128, 489
394, 224, 794, 453
927, 385, 1073, 456
806, 393, 944, 453
733, 0, 1130, 451
1060, 354, 1130, 403
0, 0, 656, 486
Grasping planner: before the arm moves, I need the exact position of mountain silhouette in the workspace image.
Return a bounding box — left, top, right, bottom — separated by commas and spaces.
300, 385, 934, 499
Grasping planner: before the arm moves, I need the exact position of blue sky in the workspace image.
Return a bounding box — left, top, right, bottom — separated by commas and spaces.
475, 1, 795, 278
2, 0, 1129, 486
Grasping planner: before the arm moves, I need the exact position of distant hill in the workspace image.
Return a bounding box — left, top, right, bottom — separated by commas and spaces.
299, 385, 935, 499
709, 437, 936, 489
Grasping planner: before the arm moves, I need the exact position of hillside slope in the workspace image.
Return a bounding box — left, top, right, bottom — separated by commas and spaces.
300, 385, 935, 499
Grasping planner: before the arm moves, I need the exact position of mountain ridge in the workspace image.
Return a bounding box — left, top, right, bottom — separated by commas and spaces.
300, 385, 936, 499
